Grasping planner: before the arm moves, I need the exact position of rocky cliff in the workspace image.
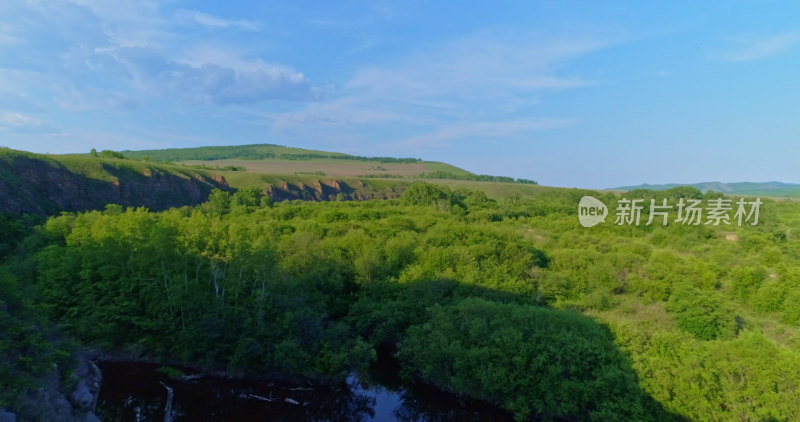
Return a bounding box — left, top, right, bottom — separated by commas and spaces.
263, 178, 405, 202
0, 152, 230, 216
0, 149, 412, 217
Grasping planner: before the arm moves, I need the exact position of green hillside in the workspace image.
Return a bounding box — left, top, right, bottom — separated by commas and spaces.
122, 143, 421, 163
120, 143, 539, 183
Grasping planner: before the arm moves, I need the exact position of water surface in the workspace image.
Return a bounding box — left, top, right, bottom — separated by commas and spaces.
95, 361, 513, 421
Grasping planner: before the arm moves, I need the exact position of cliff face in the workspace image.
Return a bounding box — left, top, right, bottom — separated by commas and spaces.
0, 155, 230, 216
0, 150, 410, 216
263, 178, 404, 202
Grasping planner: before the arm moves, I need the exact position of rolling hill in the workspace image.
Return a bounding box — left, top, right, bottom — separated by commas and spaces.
0, 144, 540, 216
612, 181, 800, 197
121, 143, 468, 178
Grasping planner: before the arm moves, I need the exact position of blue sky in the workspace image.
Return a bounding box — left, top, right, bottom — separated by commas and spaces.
2, 1, 799, 188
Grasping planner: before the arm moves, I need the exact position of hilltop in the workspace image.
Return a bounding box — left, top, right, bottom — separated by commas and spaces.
121, 143, 463, 177
122, 143, 537, 183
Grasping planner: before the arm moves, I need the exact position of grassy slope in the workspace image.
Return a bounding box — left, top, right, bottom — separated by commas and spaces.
122, 144, 472, 178
53, 154, 217, 183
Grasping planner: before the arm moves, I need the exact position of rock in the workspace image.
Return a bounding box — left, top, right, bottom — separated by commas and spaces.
76, 412, 101, 422
70, 360, 102, 413
0, 410, 16, 422
0, 154, 231, 216
71, 383, 94, 410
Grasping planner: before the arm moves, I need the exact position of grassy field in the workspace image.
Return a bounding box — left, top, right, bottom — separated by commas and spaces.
179, 158, 463, 178
122, 143, 432, 164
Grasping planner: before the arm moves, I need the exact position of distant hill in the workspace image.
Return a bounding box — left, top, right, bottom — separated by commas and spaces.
0, 147, 420, 216
121, 143, 537, 184
122, 143, 426, 164
612, 181, 800, 197
0, 144, 540, 216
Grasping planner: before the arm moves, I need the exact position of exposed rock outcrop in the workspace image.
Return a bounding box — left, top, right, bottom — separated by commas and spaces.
0, 150, 410, 217
263, 178, 403, 202
0, 155, 230, 216
7, 355, 102, 422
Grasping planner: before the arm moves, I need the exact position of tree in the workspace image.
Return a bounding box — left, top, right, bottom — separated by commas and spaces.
666, 284, 738, 340
203, 189, 231, 215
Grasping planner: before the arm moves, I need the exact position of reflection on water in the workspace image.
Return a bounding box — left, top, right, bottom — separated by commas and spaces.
96, 360, 513, 422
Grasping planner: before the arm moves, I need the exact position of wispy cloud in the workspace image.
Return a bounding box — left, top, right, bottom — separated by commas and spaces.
3, 1, 319, 109
723, 32, 800, 62
0, 112, 40, 127
0, 111, 59, 134
98, 46, 322, 105
176, 10, 260, 31
388, 118, 578, 150
265, 28, 612, 153
345, 30, 603, 101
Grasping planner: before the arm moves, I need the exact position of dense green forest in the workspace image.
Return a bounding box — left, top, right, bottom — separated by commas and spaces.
3, 182, 800, 420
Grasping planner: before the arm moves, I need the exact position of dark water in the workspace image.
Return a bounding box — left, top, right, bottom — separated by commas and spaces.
95, 360, 513, 422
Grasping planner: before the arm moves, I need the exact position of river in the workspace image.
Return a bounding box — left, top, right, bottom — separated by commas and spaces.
95, 360, 514, 421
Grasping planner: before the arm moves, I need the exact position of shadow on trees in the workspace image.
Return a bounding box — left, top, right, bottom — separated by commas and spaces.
351, 278, 686, 422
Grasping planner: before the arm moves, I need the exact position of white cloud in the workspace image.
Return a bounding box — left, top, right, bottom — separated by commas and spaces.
0, 112, 40, 127
345, 31, 604, 100
0, 30, 19, 46
0, 111, 59, 134
388, 118, 578, 150
3, 1, 320, 109
66, 0, 168, 48
724, 32, 800, 62
99, 46, 322, 105
264, 28, 611, 152
176, 9, 260, 31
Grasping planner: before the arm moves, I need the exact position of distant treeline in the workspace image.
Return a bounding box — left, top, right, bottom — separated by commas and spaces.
90, 149, 128, 160
420, 170, 538, 184
180, 163, 246, 171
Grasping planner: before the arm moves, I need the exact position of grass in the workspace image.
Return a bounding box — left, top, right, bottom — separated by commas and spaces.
119, 143, 473, 180
180, 158, 435, 178
52, 154, 215, 184
121, 143, 422, 163
421, 161, 473, 176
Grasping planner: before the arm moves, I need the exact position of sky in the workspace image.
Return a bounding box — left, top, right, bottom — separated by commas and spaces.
1, 0, 800, 188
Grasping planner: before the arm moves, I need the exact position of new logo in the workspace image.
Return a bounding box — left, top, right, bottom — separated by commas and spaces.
578, 196, 608, 227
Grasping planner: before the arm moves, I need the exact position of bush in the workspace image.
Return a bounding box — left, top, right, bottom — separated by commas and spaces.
666, 284, 738, 340
398, 298, 663, 421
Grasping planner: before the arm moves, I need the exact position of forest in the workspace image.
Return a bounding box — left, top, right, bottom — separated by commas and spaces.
3, 182, 800, 421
